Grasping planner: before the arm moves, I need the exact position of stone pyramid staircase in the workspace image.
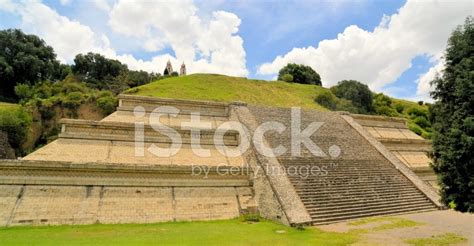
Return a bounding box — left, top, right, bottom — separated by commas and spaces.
241, 105, 440, 225
282, 158, 437, 224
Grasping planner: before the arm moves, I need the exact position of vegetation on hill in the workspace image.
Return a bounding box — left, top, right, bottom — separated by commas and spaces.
430, 16, 473, 212
127, 73, 329, 110
128, 73, 432, 138
0, 102, 31, 156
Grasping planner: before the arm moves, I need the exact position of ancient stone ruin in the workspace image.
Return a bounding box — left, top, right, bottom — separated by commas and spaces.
0, 95, 441, 227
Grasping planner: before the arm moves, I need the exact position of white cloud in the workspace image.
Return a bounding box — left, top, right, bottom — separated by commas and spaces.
416, 57, 444, 101
4, 0, 114, 63
92, 0, 111, 12
108, 0, 248, 76
257, 0, 472, 99
2, 0, 247, 76
59, 0, 72, 6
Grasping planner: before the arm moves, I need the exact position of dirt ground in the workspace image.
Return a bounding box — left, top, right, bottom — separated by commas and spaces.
317, 210, 474, 246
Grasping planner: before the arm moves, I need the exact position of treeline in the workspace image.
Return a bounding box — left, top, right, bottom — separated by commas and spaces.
278, 64, 433, 139
0, 29, 170, 156
0, 29, 167, 102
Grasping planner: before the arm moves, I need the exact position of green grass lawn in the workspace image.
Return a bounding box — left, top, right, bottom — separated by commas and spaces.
0, 102, 19, 110
127, 74, 329, 110
0, 218, 357, 246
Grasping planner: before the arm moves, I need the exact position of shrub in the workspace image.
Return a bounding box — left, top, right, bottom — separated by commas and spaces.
407, 107, 429, 118
413, 116, 430, 128
394, 103, 405, 113
96, 93, 118, 115
278, 63, 322, 85
373, 93, 397, 116
62, 91, 85, 109
408, 122, 423, 136
0, 106, 32, 154
335, 98, 359, 113
14, 84, 34, 101
330, 80, 374, 113
280, 73, 293, 82
315, 91, 337, 110
61, 82, 89, 94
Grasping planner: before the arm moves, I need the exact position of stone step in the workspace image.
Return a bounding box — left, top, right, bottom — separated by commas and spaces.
286, 170, 403, 178
295, 184, 418, 196
310, 207, 437, 225
299, 190, 422, 202
289, 179, 408, 188
301, 191, 424, 205
293, 182, 415, 192
59, 119, 239, 146
305, 197, 430, 212
117, 94, 230, 117
289, 177, 409, 185
309, 203, 436, 222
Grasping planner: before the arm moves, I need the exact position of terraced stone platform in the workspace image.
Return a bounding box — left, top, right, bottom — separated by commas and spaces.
0, 96, 255, 226
0, 95, 441, 227
351, 114, 438, 190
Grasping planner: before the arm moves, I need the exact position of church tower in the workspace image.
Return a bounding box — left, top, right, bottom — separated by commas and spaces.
180, 62, 186, 76
163, 60, 173, 75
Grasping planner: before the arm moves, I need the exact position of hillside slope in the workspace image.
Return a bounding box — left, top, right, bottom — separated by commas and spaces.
127, 74, 329, 110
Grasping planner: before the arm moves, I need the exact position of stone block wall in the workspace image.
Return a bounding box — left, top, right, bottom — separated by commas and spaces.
2, 184, 252, 227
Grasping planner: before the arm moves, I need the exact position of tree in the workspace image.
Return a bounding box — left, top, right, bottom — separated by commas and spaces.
278, 63, 322, 85
0, 29, 61, 101
429, 17, 473, 212
330, 80, 374, 113
72, 52, 128, 91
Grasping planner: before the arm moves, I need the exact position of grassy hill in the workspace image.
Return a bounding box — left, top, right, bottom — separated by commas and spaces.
127, 74, 329, 110
127, 73, 432, 138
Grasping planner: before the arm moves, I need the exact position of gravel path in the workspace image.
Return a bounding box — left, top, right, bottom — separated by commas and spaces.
317, 210, 474, 245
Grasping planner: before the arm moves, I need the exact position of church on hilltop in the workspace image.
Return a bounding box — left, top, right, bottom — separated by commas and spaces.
163, 60, 186, 76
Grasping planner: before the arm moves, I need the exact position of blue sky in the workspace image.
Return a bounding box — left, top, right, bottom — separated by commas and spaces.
0, 0, 472, 101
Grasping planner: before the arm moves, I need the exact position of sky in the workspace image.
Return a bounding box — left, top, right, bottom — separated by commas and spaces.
0, 0, 472, 101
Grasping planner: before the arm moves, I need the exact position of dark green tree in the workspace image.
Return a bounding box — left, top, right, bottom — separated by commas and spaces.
0, 29, 61, 101
72, 53, 126, 82
430, 17, 474, 212
330, 80, 374, 113
277, 63, 322, 85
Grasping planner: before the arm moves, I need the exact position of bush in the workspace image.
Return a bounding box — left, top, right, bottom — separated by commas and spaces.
413, 116, 430, 128
62, 92, 85, 109
373, 93, 397, 116
96, 92, 118, 115
335, 98, 359, 113
280, 73, 293, 82
0, 106, 32, 154
408, 122, 423, 136
330, 80, 374, 113
407, 107, 429, 118
14, 84, 34, 101
278, 63, 322, 85
315, 91, 337, 110
394, 103, 405, 113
